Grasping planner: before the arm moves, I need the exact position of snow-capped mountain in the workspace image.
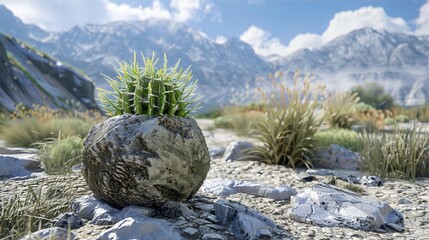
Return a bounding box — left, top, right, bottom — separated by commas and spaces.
275, 28, 429, 105
0, 33, 98, 112
1, 5, 428, 108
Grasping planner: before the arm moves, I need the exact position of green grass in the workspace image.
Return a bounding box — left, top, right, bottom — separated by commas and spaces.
243, 71, 326, 168
0, 179, 73, 239
36, 136, 84, 175
0, 118, 90, 147
358, 125, 429, 181
314, 128, 360, 152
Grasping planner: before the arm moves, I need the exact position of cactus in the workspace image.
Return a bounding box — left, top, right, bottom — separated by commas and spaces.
98, 52, 200, 117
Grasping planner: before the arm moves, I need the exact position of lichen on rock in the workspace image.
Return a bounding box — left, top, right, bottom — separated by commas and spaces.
82, 114, 210, 208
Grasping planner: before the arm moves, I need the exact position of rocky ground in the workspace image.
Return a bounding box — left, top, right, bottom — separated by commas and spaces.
1, 120, 429, 239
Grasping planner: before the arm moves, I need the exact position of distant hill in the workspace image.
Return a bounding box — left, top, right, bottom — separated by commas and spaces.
273, 28, 429, 106
0, 33, 98, 112
1, 5, 429, 107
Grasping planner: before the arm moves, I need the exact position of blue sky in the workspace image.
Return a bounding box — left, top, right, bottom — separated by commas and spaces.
1, 0, 428, 56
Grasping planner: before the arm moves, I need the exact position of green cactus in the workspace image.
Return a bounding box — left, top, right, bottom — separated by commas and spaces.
98, 52, 200, 117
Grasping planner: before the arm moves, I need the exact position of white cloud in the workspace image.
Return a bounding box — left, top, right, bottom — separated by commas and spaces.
415, 0, 429, 35
239, 25, 289, 57
0, 0, 215, 31
322, 6, 409, 42
240, 6, 410, 57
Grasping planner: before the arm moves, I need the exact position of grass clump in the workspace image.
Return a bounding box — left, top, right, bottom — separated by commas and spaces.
243, 70, 326, 168
99, 52, 199, 117
314, 128, 360, 152
0, 180, 73, 239
324, 91, 359, 129
358, 125, 429, 181
36, 136, 84, 174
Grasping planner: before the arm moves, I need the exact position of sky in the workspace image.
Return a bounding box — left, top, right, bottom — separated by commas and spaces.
1, 0, 429, 57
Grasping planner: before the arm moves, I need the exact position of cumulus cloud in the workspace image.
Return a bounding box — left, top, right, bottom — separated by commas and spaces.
0, 0, 215, 31
415, 0, 429, 35
240, 6, 410, 57
239, 25, 289, 57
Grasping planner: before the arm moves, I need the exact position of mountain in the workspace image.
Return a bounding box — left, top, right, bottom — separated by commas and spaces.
275, 28, 429, 105
0, 6, 270, 110
1, 5, 429, 108
0, 33, 98, 112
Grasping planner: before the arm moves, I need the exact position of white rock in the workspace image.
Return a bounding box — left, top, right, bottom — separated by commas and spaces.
288, 183, 404, 232
202, 178, 297, 200
21, 227, 75, 240
98, 217, 182, 240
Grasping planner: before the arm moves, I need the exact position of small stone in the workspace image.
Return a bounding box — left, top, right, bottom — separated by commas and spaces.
222, 141, 254, 161
206, 214, 219, 223
52, 212, 83, 229
21, 227, 76, 240
182, 227, 199, 237
202, 233, 225, 240
386, 223, 405, 232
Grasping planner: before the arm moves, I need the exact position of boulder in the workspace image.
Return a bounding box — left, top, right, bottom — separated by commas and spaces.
222, 141, 254, 161
82, 114, 210, 208
202, 178, 297, 200
312, 144, 360, 170
288, 184, 404, 232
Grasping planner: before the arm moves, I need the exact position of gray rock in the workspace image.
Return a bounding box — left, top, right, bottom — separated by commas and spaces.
71, 195, 119, 225
360, 176, 382, 186
306, 168, 364, 183
82, 114, 210, 208
52, 212, 83, 229
312, 144, 360, 170
0, 154, 42, 179
222, 141, 254, 161
202, 233, 224, 240
21, 227, 75, 240
288, 183, 404, 231
209, 147, 226, 159
202, 178, 297, 200
214, 199, 280, 239
98, 217, 183, 240
182, 227, 199, 237
151, 201, 195, 219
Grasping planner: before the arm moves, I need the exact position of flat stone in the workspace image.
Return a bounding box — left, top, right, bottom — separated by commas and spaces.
312, 144, 360, 170
0, 154, 42, 179
288, 183, 404, 232
182, 227, 199, 237
98, 217, 182, 240
202, 233, 225, 240
71, 195, 119, 225
202, 178, 297, 200
21, 227, 76, 240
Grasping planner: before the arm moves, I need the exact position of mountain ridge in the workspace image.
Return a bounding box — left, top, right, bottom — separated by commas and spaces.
1, 5, 428, 107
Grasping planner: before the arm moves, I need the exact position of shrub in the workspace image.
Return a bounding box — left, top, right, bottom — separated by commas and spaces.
0, 118, 90, 147
383, 117, 396, 126
358, 125, 429, 181
36, 136, 84, 174
0, 118, 52, 147
99, 52, 199, 117
0, 179, 73, 239
351, 82, 394, 110
395, 114, 409, 123
314, 128, 360, 152
324, 91, 359, 129
213, 107, 264, 135
243, 70, 326, 168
